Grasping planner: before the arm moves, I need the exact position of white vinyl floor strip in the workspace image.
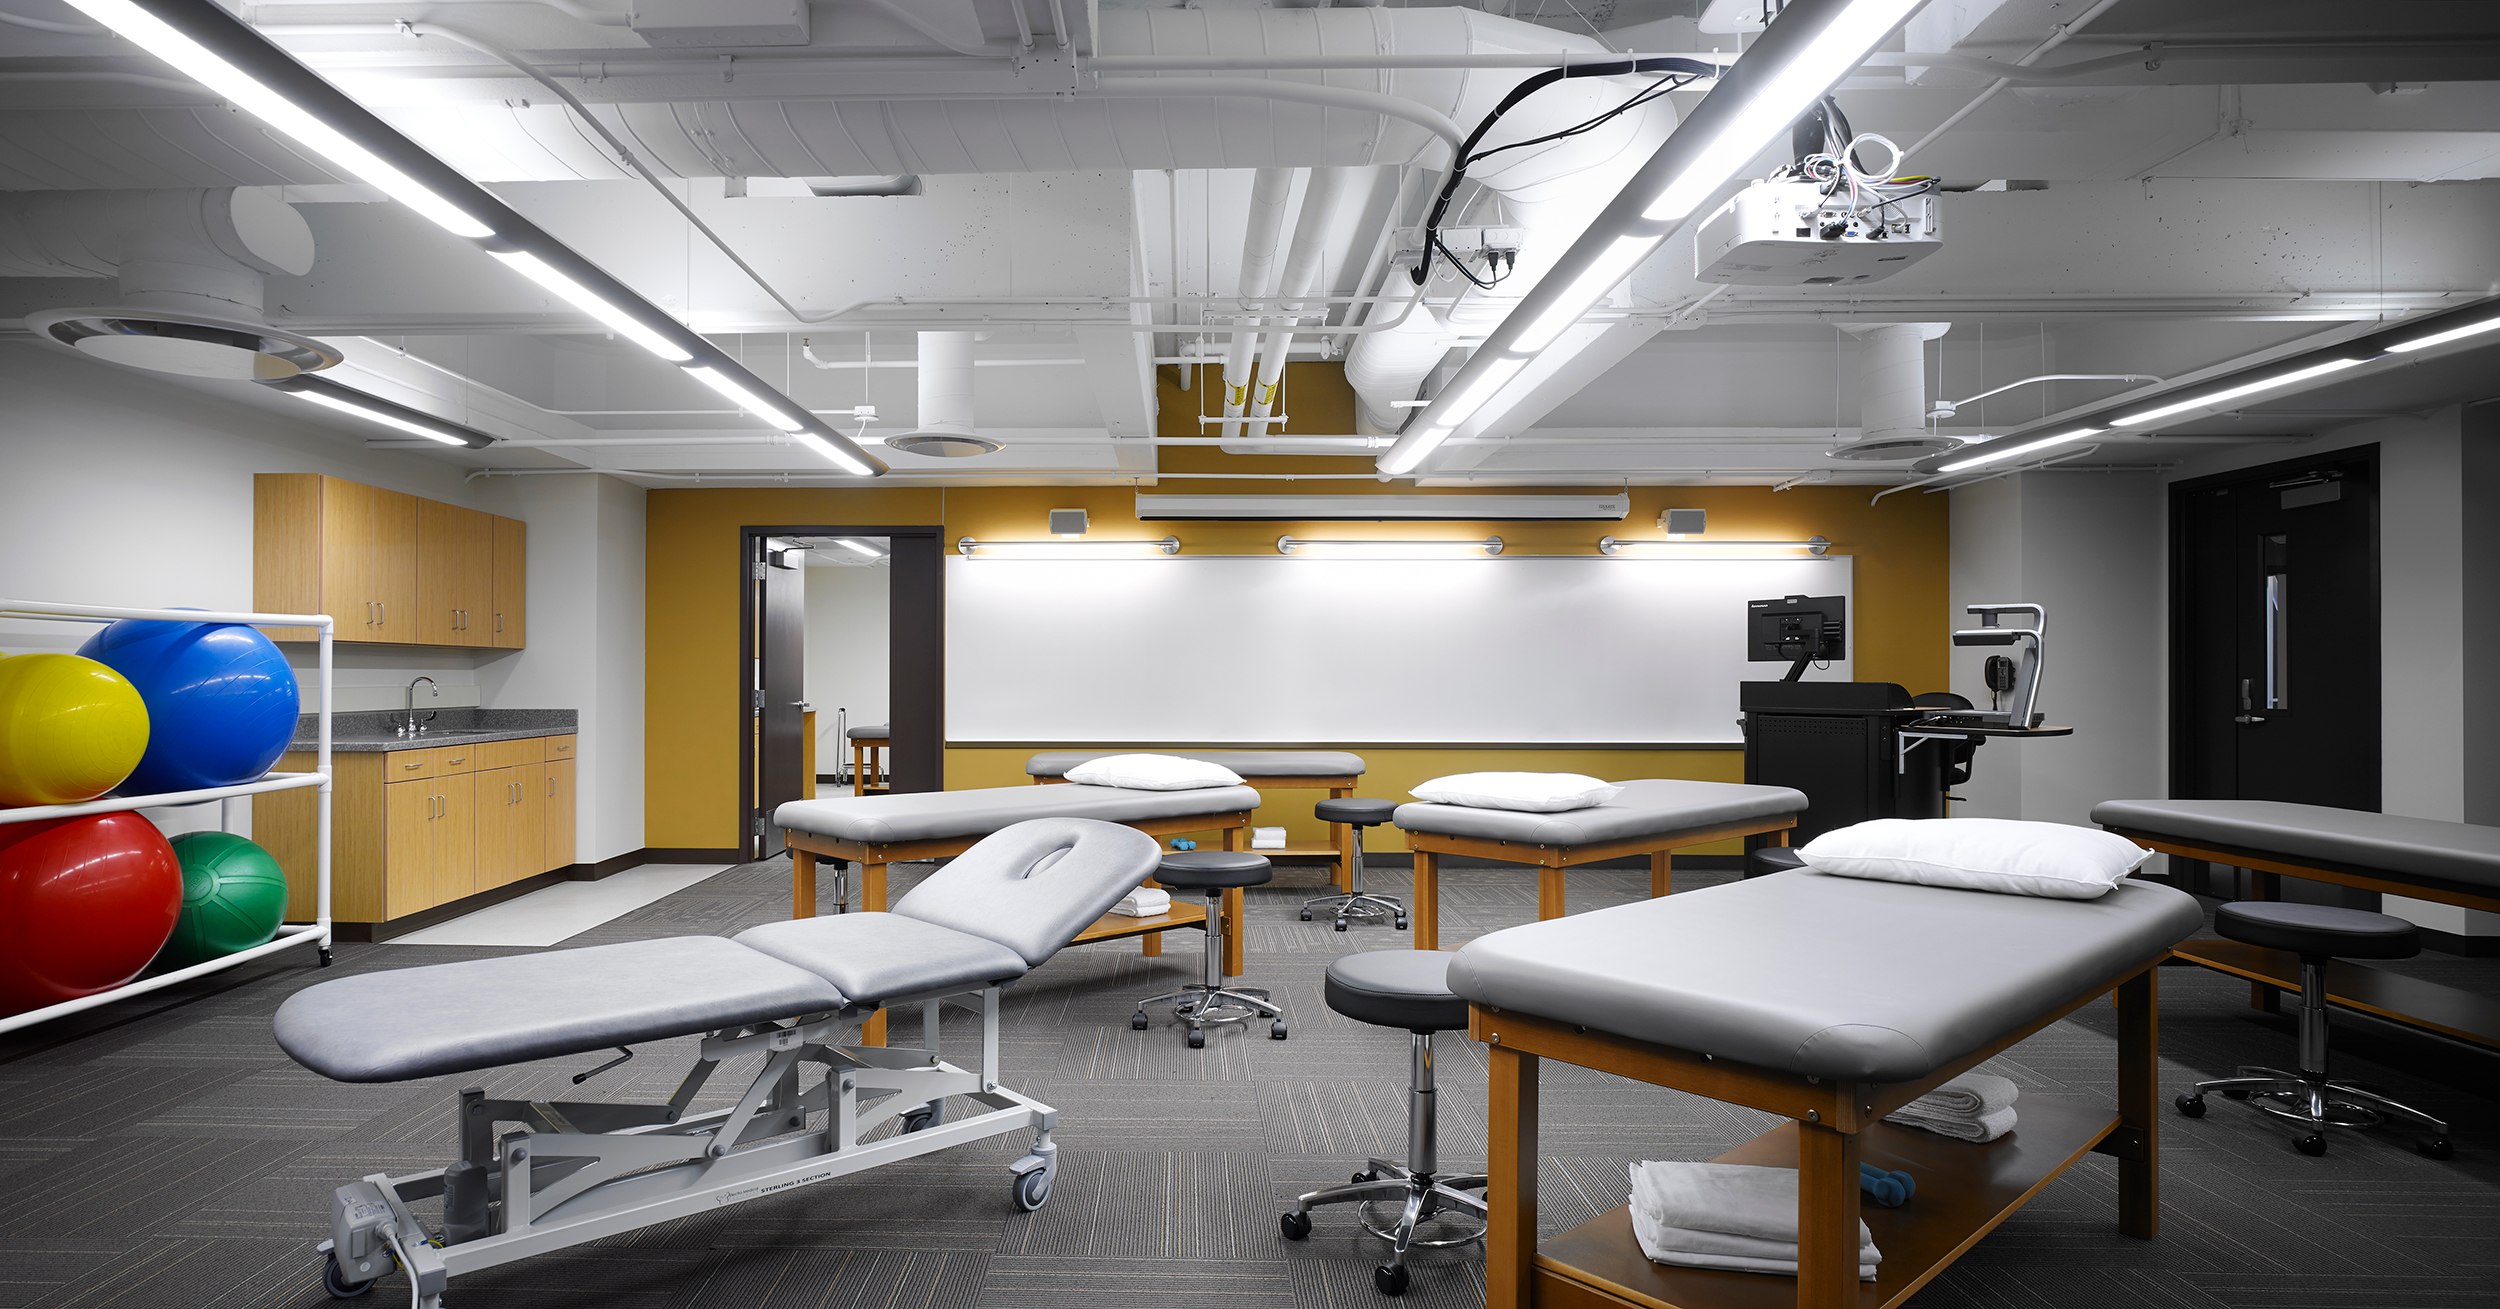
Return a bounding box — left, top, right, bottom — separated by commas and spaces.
388, 864, 732, 947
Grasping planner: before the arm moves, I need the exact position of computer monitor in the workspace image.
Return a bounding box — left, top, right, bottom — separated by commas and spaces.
1748, 594, 1846, 681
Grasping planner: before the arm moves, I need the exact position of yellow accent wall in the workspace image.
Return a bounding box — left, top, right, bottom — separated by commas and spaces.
644, 368, 1950, 852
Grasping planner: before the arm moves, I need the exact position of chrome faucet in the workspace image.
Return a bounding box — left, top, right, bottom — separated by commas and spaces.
401, 676, 438, 736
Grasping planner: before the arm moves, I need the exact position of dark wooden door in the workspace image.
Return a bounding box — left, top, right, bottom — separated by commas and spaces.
754, 537, 809, 858
2172, 448, 2379, 904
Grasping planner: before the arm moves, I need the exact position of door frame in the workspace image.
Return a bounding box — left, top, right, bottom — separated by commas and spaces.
738, 524, 947, 860
2166, 442, 2381, 797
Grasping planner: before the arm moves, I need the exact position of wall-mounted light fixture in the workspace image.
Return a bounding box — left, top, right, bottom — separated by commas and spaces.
259, 374, 495, 448
1599, 535, 1831, 556
957, 536, 1181, 557
1277, 536, 1505, 557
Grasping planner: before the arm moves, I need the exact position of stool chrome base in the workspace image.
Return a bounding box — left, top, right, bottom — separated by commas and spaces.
2178, 1065, 2452, 1159
1281, 1163, 1487, 1296
1132, 984, 1285, 1048
1300, 890, 1407, 932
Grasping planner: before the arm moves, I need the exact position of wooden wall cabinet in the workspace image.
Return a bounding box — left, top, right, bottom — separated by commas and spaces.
262, 731, 579, 928
256, 473, 522, 648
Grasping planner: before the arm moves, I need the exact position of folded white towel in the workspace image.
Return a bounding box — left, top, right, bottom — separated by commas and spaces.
1109, 888, 1174, 917
1902, 1074, 2018, 1117
1630, 1205, 1876, 1280
1884, 1102, 2018, 1143
1628, 1162, 1875, 1249
1250, 826, 1288, 849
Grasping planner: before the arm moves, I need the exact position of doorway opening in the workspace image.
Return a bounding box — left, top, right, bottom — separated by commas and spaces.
739, 525, 945, 861
2169, 444, 2380, 905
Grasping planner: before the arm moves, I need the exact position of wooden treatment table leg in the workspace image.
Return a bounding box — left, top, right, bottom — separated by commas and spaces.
851, 742, 865, 796
2117, 967, 2160, 1238
1538, 867, 1566, 921
1413, 851, 1440, 951
1485, 1044, 1539, 1309
860, 861, 889, 1047
1330, 785, 1353, 891
1222, 824, 1246, 977
1796, 1120, 1864, 1309
791, 848, 815, 920
1650, 849, 1672, 900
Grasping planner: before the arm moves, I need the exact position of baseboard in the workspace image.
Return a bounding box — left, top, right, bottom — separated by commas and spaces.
2423, 927, 2500, 959
644, 847, 745, 865
1359, 853, 1745, 872
563, 848, 656, 882
333, 871, 571, 943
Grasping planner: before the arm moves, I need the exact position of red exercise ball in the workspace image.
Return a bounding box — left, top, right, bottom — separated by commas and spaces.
0, 812, 181, 1017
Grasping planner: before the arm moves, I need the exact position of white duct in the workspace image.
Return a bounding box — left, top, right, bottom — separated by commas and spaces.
1221, 167, 1299, 425
1242, 165, 1359, 440
913, 330, 977, 436
1830, 323, 1955, 460
0, 187, 313, 319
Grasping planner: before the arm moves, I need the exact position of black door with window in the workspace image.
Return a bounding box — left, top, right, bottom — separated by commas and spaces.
2171, 446, 2380, 905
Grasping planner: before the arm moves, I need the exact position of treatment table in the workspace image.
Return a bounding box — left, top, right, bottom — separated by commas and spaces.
2096, 798, 2500, 1050
271, 819, 1157, 1309
1028, 749, 1367, 887
777, 782, 1260, 1041
1449, 868, 2204, 1309
1395, 778, 1806, 950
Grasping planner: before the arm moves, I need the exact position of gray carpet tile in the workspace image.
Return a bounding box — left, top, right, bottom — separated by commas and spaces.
0, 857, 2494, 1308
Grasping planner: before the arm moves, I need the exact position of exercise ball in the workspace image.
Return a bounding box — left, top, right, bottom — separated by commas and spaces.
0, 812, 181, 1017
0, 653, 150, 806
155, 832, 290, 970
76, 618, 299, 796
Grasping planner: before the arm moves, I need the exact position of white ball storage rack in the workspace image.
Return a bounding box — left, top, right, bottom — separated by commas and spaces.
0, 598, 333, 1038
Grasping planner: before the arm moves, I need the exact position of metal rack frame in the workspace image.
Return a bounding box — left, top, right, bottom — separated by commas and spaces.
0, 599, 333, 1038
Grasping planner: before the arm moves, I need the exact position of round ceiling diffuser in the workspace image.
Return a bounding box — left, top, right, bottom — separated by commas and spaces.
886, 432, 1002, 458
1824, 433, 1965, 461
26, 308, 340, 381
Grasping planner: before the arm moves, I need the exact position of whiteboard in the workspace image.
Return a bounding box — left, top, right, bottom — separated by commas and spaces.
945, 555, 1853, 745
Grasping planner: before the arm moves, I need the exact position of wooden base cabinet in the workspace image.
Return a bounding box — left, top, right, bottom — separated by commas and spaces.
260, 733, 577, 928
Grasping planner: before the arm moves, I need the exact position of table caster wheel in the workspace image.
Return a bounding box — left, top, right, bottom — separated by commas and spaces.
2296, 1133, 2328, 1157
2174, 1093, 2205, 1118
901, 1106, 936, 1134
1374, 1263, 1411, 1296
318, 948, 335, 968
1187, 1028, 1205, 1050
1130, 1012, 1148, 1031
1299, 909, 1313, 921
2418, 1136, 2454, 1160
1270, 1021, 1288, 1040
1012, 1166, 1053, 1212
1279, 1211, 1312, 1241
322, 1255, 375, 1299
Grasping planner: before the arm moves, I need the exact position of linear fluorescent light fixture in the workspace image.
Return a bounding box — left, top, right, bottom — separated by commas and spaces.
2112, 358, 2368, 428
1134, 493, 1629, 521
1599, 535, 1830, 555
1377, 0, 1924, 478
260, 375, 495, 447
834, 538, 884, 557
491, 252, 690, 362
956, 537, 1181, 557
2382, 307, 2500, 354
684, 367, 804, 433
1277, 536, 1504, 556
1936, 428, 2102, 473
62, 0, 490, 238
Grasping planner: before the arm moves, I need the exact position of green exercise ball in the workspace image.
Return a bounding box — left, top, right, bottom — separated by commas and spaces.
156, 832, 289, 970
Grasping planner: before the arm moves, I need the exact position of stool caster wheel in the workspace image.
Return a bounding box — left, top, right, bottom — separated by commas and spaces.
1130, 1012, 1148, 1031
1334, 920, 1348, 933
321, 1255, 374, 1300
2221, 1087, 2251, 1100
2174, 1094, 2205, 1118
900, 1106, 936, 1134
1269, 1021, 1287, 1040
1187, 1028, 1205, 1050
1374, 1263, 1411, 1296
1395, 917, 1408, 931
2295, 1133, 2328, 1157
1279, 1211, 1312, 1241
2418, 1136, 2454, 1161
1353, 1171, 1376, 1185
1300, 909, 1313, 921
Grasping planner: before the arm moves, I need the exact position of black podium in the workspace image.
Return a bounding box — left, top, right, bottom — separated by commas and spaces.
1741, 681, 1953, 851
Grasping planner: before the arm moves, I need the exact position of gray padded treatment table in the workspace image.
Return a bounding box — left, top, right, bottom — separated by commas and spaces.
1393, 777, 1807, 949
845, 724, 890, 795
2096, 798, 2500, 1050
1028, 750, 1367, 887
1452, 869, 2204, 1307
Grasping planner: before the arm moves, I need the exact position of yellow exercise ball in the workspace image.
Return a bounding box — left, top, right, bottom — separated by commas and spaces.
0, 653, 152, 807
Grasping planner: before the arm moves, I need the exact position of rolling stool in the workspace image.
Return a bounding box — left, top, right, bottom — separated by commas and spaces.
2174, 900, 2452, 1159
1279, 951, 1487, 1296
1303, 798, 1406, 931
1746, 845, 1807, 879
1131, 850, 1286, 1048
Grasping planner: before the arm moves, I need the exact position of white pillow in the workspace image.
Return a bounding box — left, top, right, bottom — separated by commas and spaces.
1797, 819, 2152, 900
1410, 772, 1623, 813
1065, 753, 1245, 791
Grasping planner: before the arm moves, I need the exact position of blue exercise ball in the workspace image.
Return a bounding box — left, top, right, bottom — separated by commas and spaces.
76, 618, 299, 795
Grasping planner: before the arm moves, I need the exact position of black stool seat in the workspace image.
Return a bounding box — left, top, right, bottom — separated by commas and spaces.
1325, 951, 1469, 1033
1157, 850, 1274, 890
1748, 846, 1808, 879
1316, 797, 1399, 827
2216, 901, 2419, 961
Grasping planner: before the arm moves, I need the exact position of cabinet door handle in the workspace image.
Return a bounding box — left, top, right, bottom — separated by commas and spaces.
447, 755, 466, 765
378, 601, 385, 627
402, 761, 423, 770
496, 613, 503, 633
548, 778, 555, 797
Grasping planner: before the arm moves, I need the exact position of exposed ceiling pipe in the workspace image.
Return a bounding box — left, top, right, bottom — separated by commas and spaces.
1220, 168, 1299, 431
1242, 166, 1358, 442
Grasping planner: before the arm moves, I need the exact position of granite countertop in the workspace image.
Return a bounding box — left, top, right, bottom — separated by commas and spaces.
292, 708, 578, 753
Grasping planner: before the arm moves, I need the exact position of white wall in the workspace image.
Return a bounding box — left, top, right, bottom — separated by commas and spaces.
803, 562, 890, 763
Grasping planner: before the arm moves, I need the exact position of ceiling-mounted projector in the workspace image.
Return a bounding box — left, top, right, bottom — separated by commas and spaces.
1694, 180, 1941, 287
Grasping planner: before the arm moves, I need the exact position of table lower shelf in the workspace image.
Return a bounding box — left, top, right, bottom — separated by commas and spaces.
1248, 843, 1340, 861
1532, 1094, 2118, 1309
1070, 901, 1209, 946
2168, 938, 2500, 1050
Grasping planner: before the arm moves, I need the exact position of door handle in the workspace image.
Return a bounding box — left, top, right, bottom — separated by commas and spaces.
2234, 714, 2267, 725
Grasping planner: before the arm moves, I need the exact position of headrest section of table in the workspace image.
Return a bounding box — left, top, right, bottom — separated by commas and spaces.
1447, 871, 2203, 1083
272, 937, 846, 1083
2094, 798, 2500, 895
1023, 749, 1367, 778
776, 783, 1262, 844
1395, 778, 1806, 845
